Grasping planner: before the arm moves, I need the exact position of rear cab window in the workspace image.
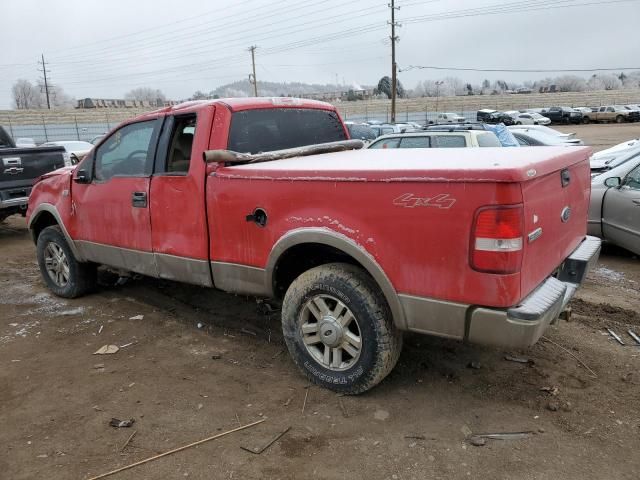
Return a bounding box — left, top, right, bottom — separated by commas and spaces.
227, 108, 347, 154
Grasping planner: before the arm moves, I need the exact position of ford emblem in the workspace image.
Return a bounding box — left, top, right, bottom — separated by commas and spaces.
561, 206, 571, 223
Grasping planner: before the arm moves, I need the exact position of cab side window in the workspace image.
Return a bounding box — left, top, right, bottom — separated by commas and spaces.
166, 115, 197, 174
94, 120, 157, 181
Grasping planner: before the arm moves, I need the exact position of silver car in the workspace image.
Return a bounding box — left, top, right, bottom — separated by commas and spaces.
589, 157, 640, 255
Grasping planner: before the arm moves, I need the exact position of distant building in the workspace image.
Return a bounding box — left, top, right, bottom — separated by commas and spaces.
76, 98, 178, 109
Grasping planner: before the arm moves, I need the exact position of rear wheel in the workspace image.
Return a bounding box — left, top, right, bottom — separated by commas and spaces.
282, 263, 402, 394
616, 115, 624, 123
583, 116, 590, 124
516, 121, 522, 125
36, 226, 97, 298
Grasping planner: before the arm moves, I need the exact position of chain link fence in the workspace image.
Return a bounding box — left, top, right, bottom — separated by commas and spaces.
2, 89, 639, 144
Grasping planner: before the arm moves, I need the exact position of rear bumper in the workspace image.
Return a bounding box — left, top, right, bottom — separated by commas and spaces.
467, 236, 601, 348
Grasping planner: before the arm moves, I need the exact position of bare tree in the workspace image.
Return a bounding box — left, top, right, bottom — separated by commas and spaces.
125, 87, 166, 102
12, 79, 42, 109
554, 75, 586, 92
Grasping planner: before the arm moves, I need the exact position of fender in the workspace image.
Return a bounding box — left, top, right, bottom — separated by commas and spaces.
27, 203, 84, 261
266, 227, 407, 330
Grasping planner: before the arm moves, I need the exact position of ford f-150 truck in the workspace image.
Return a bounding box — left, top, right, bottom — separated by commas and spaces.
27, 98, 601, 394
0, 126, 67, 222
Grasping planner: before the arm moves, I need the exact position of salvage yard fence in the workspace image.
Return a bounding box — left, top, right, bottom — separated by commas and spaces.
2, 89, 639, 144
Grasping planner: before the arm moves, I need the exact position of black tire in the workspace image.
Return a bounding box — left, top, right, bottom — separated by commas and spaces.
516, 121, 522, 125
583, 116, 590, 124
281, 263, 402, 395
36, 225, 97, 298
616, 115, 624, 124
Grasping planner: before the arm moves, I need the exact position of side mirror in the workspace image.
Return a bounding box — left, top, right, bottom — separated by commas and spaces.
604, 177, 621, 188
74, 169, 90, 184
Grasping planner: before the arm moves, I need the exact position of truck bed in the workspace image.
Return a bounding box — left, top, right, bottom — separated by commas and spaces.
211, 146, 591, 311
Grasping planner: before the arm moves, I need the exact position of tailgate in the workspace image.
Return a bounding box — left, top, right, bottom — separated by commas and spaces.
0, 147, 66, 190
520, 151, 591, 298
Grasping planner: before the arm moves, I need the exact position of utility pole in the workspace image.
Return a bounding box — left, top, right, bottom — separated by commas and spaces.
38, 53, 51, 110
389, 1, 400, 122
248, 46, 258, 97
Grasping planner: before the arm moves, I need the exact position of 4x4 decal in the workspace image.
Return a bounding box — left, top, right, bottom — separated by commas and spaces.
393, 193, 456, 209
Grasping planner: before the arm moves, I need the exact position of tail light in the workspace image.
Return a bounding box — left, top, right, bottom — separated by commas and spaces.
471, 205, 524, 274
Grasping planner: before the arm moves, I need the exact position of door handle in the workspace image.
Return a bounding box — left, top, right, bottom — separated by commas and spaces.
132, 191, 148, 208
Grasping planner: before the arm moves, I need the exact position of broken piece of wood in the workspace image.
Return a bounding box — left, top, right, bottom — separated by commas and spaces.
120, 430, 137, 452
541, 336, 597, 378
86, 419, 265, 480
240, 427, 291, 455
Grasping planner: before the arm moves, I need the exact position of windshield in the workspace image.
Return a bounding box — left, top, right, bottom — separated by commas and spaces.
228, 108, 347, 154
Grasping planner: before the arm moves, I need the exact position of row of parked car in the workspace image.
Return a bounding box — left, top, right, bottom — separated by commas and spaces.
429, 104, 640, 127
478, 105, 640, 125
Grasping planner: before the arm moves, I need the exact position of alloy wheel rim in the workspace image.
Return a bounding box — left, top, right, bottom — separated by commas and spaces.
44, 242, 70, 287
300, 294, 362, 371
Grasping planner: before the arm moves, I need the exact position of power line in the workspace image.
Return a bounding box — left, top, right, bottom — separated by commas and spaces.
400, 65, 640, 73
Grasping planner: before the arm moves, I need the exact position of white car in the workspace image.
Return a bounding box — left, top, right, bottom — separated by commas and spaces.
509, 128, 583, 146
592, 138, 640, 163
512, 112, 551, 126
590, 143, 640, 171
367, 129, 502, 149
15, 137, 36, 147
508, 125, 580, 142
434, 112, 466, 124
42, 140, 94, 166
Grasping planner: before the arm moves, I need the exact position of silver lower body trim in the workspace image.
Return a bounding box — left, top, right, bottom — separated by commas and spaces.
75, 241, 213, 287
210, 261, 270, 296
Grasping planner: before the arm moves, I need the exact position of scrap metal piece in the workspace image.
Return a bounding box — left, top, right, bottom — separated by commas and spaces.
607, 328, 625, 345
240, 427, 291, 455
628, 330, 640, 345
474, 431, 533, 440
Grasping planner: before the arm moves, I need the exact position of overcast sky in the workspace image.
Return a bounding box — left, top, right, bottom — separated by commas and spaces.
1, 0, 639, 108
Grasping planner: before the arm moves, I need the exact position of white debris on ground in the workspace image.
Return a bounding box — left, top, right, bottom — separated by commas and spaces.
593, 266, 625, 282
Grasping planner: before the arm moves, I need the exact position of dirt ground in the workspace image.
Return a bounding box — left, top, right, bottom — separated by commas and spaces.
2, 125, 640, 480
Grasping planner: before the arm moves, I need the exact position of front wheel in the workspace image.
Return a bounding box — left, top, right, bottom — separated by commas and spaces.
36, 226, 97, 298
616, 115, 624, 123
583, 116, 590, 124
282, 263, 402, 394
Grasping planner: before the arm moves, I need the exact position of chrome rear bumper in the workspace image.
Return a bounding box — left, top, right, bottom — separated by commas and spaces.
467, 236, 601, 348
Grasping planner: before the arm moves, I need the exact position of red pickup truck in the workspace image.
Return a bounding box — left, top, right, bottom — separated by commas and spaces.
27, 98, 600, 394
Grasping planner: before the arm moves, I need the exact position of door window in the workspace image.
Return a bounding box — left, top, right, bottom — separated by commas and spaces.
624, 165, 640, 190
94, 120, 157, 181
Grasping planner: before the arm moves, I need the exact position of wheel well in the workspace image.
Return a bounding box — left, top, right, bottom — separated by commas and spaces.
273, 243, 366, 299
30, 211, 58, 244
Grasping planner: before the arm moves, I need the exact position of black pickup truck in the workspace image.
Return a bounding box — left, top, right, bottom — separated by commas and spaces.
539, 107, 583, 124
0, 126, 66, 222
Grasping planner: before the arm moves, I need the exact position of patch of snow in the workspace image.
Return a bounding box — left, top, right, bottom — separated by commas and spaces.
593, 266, 624, 282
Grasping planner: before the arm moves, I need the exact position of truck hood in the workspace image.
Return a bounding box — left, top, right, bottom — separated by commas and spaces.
217, 147, 592, 183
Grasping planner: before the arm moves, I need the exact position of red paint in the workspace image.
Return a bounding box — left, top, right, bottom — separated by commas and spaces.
27, 98, 592, 310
